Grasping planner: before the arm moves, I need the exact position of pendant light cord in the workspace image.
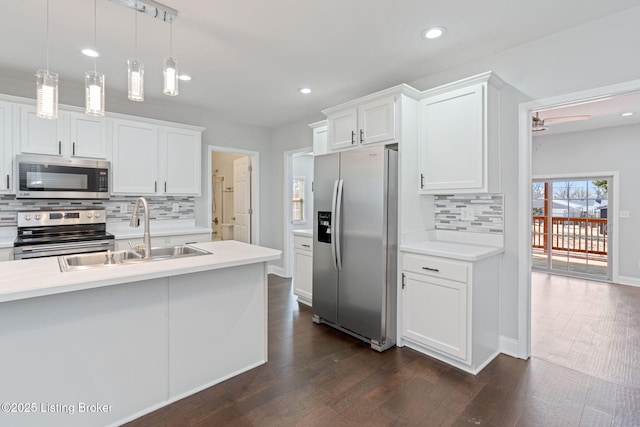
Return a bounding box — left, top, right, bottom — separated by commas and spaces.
134, 1, 138, 58
45, 0, 50, 72
169, 21, 173, 57
93, 0, 97, 72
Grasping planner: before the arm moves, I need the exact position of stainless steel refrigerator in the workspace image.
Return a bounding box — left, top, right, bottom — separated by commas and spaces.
312, 145, 397, 352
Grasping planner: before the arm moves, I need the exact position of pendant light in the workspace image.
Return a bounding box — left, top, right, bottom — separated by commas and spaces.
35, 0, 58, 120
127, 1, 144, 101
163, 20, 178, 96
85, 0, 105, 116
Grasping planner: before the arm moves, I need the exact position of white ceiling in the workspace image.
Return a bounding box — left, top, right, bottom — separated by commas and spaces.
1, 0, 640, 128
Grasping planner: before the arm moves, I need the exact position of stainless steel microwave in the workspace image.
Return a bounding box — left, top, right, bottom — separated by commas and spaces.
16, 154, 110, 199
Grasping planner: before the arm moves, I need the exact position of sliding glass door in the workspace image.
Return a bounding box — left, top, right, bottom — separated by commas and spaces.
532, 177, 610, 280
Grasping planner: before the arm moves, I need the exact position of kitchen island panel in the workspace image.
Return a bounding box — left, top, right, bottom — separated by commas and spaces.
168, 263, 268, 398
0, 279, 169, 427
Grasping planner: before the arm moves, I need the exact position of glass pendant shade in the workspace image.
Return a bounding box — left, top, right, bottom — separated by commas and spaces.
85, 71, 105, 116
163, 56, 178, 96
35, 70, 58, 119
127, 59, 144, 101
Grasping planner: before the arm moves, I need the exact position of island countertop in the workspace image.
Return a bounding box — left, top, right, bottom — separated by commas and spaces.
0, 240, 281, 304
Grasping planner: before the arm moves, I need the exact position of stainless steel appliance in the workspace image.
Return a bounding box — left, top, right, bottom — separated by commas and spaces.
16, 154, 110, 199
13, 208, 115, 260
312, 145, 397, 352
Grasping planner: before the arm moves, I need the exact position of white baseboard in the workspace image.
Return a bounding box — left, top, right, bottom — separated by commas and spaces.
499, 335, 521, 359
268, 264, 287, 277
615, 275, 640, 287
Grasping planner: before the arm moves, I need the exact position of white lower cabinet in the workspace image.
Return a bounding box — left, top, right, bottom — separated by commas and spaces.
293, 234, 313, 306
400, 251, 500, 374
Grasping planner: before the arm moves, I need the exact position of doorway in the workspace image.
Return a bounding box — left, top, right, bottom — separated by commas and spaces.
531, 176, 611, 280
518, 80, 640, 359
209, 147, 258, 244
283, 148, 314, 278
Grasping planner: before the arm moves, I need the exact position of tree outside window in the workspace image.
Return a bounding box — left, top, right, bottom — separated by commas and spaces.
292, 177, 304, 222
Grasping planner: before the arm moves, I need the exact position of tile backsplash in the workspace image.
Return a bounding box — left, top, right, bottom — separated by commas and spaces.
0, 195, 195, 226
434, 194, 504, 234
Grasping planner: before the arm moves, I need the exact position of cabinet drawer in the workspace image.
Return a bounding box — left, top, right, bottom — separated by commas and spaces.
294, 235, 313, 252
402, 253, 467, 283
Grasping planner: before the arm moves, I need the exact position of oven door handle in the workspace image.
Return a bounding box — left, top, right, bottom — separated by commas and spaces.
19, 240, 114, 252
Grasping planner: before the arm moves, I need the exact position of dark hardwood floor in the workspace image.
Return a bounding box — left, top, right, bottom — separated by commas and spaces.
125, 275, 640, 426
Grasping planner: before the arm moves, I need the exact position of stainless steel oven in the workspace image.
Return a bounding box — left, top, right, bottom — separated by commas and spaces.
16, 154, 110, 199
13, 208, 115, 260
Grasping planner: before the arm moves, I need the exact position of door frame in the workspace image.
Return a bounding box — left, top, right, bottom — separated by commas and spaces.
531, 172, 617, 280
517, 79, 640, 359
283, 147, 313, 278
208, 146, 259, 245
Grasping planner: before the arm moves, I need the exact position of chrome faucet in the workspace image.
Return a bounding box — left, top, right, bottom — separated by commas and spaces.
130, 197, 151, 259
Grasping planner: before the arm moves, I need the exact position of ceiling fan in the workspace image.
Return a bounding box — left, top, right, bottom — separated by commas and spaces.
532, 112, 591, 132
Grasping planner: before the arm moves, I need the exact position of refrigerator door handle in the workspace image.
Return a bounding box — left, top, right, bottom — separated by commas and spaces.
335, 179, 344, 272
330, 179, 339, 271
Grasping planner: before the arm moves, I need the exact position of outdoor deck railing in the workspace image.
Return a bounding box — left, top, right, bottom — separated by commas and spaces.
532, 216, 607, 255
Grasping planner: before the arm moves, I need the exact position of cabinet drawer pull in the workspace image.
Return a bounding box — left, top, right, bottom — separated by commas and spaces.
422, 266, 440, 272
301, 244, 310, 248
351, 130, 355, 144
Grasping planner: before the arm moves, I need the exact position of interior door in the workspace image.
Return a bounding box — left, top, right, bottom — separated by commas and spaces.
233, 156, 251, 243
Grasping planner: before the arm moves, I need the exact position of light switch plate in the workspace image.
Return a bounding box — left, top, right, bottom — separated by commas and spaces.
120, 204, 127, 214
620, 210, 630, 218
172, 203, 180, 212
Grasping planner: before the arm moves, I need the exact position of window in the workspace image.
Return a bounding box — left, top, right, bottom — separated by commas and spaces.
292, 177, 304, 222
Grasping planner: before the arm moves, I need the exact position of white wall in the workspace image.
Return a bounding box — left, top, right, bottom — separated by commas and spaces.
533, 123, 640, 281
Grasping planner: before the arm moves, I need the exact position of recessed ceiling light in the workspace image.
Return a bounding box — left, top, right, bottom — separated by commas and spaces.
298, 87, 312, 95
621, 112, 634, 117
81, 48, 100, 58
178, 74, 192, 81
421, 26, 447, 40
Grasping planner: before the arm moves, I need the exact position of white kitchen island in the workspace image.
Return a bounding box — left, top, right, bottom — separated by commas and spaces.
0, 240, 280, 427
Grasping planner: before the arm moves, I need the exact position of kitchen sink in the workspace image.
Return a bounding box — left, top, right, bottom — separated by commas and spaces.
59, 245, 210, 272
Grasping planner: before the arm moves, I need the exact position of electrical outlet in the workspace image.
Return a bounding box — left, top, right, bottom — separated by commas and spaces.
620, 210, 630, 218
172, 203, 180, 212
461, 207, 475, 221
120, 204, 127, 214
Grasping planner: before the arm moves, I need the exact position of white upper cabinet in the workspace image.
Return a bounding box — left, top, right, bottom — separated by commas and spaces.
111, 119, 159, 195
111, 118, 202, 196
358, 96, 396, 145
68, 112, 108, 159
19, 104, 63, 155
0, 101, 14, 193
325, 94, 397, 151
19, 105, 107, 159
418, 72, 503, 194
327, 107, 358, 150
308, 120, 327, 156
160, 126, 201, 195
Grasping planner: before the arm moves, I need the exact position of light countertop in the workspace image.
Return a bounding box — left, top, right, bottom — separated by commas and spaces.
400, 240, 503, 262
0, 240, 281, 304
400, 230, 504, 262
107, 220, 212, 240
292, 229, 312, 237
